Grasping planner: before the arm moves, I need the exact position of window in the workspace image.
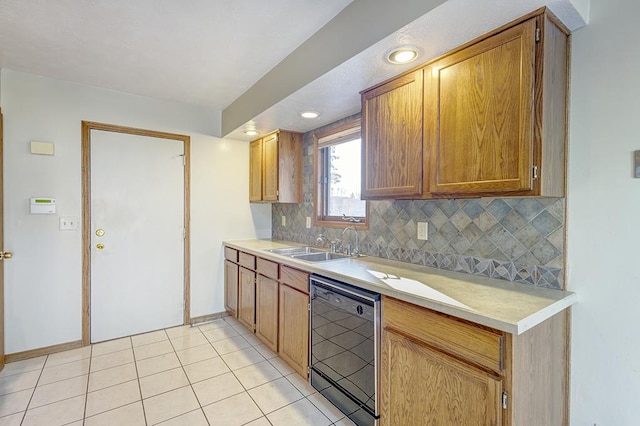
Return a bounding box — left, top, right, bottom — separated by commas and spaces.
314, 119, 368, 229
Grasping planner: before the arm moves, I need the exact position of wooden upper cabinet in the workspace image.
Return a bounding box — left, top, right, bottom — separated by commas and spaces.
361, 69, 424, 199
427, 14, 567, 196
427, 18, 537, 195
262, 134, 279, 201
249, 139, 263, 202
249, 130, 303, 203
360, 10, 568, 199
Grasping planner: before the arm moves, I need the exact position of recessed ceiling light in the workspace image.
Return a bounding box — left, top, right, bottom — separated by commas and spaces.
387, 48, 418, 65
300, 111, 320, 119
242, 121, 259, 136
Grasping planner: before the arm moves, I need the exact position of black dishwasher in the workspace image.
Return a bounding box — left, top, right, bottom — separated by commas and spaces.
309, 274, 381, 426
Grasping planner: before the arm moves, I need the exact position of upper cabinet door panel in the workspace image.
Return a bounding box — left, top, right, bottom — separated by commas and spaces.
427, 19, 537, 194
262, 134, 279, 201
362, 70, 424, 198
249, 130, 302, 203
249, 139, 263, 202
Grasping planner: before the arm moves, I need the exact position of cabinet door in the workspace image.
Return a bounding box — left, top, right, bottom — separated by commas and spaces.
362, 69, 424, 198
238, 267, 256, 331
249, 139, 263, 201
256, 274, 279, 352
278, 284, 309, 377
224, 260, 239, 318
381, 328, 503, 426
262, 133, 279, 201
427, 19, 536, 194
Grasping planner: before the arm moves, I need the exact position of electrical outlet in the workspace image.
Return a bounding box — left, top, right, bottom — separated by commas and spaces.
60, 216, 79, 230
417, 222, 428, 240
306, 217, 311, 229
281, 215, 286, 227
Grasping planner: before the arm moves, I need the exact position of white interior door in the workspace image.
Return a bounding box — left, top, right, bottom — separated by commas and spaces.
90, 130, 185, 343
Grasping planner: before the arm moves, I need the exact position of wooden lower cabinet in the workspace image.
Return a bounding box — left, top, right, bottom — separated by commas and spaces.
382, 328, 503, 425
381, 296, 568, 426
278, 283, 309, 377
224, 260, 239, 318
256, 274, 279, 352
238, 267, 256, 331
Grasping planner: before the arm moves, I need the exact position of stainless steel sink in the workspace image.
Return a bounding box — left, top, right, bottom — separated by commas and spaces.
290, 252, 351, 262
267, 246, 323, 256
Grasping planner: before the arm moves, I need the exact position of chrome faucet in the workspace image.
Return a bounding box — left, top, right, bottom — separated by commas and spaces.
316, 234, 338, 253
341, 226, 359, 256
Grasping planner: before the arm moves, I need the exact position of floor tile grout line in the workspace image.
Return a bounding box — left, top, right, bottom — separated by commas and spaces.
11, 355, 47, 425
129, 334, 149, 426
5, 321, 338, 426
165, 326, 212, 426
209, 333, 276, 421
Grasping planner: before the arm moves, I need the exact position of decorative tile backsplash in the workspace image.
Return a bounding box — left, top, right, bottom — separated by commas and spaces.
272, 115, 565, 289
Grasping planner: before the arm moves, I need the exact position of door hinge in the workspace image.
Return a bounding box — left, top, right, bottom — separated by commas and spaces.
535, 27, 541, 43
532, 166, 539, 180
183, 228, 187, 239
502, 392, 508, 409
308, 303, 311, 311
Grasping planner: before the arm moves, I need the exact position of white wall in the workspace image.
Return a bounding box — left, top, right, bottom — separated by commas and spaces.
567, 1, 640, 424
1, 69, 271, 354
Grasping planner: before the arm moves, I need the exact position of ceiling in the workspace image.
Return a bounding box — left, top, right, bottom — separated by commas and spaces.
0, 0, 588, 141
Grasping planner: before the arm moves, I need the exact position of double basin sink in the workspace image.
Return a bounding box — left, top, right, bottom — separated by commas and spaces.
267, 246, 351, 263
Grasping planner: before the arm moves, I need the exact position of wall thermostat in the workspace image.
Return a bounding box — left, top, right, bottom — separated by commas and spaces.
30, 198, 56, 214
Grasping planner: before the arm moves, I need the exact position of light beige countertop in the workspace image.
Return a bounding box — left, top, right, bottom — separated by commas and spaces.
224, 239, 576, 335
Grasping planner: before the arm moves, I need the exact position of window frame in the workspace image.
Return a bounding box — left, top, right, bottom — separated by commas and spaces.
313, 118, 369, 230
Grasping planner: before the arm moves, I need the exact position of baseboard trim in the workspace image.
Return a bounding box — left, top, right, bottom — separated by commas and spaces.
189, 311, 229, 325
6, 340, 84, 363
5, 313, 230, 363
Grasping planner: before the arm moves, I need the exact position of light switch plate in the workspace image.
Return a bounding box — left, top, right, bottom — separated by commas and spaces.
281, 215, 286, 227
417, 222, 428, 240
60, 216, 79, 230
306, 217, 311, 228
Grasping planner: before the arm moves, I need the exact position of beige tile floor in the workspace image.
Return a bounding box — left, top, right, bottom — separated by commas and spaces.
0, 316, 357, 426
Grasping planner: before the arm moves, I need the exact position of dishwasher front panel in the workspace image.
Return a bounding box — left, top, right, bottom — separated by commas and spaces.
309, 275, 380, 426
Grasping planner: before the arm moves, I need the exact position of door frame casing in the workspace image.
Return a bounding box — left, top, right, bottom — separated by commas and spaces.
1, 108, 5, 369
81, 121, 191, 345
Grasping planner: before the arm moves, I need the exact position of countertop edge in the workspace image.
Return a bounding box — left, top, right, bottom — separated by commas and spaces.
223, 239, 576, 335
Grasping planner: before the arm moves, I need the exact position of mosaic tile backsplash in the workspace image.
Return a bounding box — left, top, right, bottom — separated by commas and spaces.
272, 116, 565, 289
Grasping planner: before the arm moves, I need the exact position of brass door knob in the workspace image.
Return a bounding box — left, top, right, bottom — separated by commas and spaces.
95, 229, 105, 237
96, 243, 105, 250
1, 251, 13, 260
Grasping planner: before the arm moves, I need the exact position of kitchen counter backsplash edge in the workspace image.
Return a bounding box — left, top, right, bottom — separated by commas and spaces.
275, 229, 563, 290
224, 239, 576, 335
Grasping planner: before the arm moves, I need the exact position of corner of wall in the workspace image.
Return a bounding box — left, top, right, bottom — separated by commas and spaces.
204, 106, 222, 138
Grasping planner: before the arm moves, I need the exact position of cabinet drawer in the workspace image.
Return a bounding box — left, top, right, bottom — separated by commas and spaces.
239, 252, 256, 269
224, 247, 238, 262
383, 296, 505, 373
280, 266, 309, 294
257, 258, 279, 280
